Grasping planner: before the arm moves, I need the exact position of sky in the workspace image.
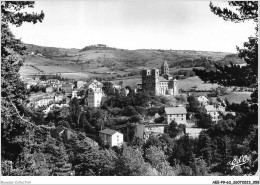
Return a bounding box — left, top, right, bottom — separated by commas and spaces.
10, 0, 256, 52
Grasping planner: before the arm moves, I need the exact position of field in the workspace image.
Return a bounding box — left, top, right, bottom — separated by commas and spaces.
20, 43, 244, 78
112, 76, 218, 91
19, 66, 41, 75
178, 76, 218, 91
221, 92, 252, 103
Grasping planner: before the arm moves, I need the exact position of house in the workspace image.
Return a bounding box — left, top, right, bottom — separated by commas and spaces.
111, 82, 121, 91
203, 105, 220, 123
48, 79, 60, 84
61, 83, 73, 95
34, 97, 54, 108
99, 129, 123, 147
76, 80, 87, 89
86, 88, 105, 107
197, 96, 208, 106
84, 79, 105, 107
46, 86, 54, 93
165, 106, 187, 124
71, 89, 79, 99
85, 79, 103, 90
120, 88, 129, 96
54, 94, 64, 102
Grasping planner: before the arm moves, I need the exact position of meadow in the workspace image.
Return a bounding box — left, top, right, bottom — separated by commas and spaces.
220, 92, 252, 103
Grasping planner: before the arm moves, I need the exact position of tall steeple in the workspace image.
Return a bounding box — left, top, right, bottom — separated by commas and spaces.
161, 61, 169, 75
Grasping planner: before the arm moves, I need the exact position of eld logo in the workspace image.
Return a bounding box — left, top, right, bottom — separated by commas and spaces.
227, 155, 250, 170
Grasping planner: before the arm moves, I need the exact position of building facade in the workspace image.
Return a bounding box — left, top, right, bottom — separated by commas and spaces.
203, 105, 220, 123
197, 96, 209, 106
142, 61, 178, 96
85, 79, 105, 107
165, 106, 187, 124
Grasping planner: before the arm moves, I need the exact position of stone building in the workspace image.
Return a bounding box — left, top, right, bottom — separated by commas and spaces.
142, 61, 178, 96
165, 106, 187, 124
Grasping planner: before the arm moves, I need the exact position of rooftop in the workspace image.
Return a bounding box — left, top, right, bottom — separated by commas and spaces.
165, 106, 187, 114
204, 105, 217, 112
158, 76, 168, 82
62, 84, 73, 88
99, 128, 119, 135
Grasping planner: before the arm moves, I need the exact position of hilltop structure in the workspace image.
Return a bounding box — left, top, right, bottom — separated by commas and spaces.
142, 61, 178, 96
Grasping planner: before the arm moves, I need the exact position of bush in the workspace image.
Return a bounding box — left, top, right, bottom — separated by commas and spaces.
134, 106, 146, 116
108, 107, 123, 116
154, 116, 165, 124
123, 106, 138, 116
129, 115, 142, 123
146, 107, 160, 117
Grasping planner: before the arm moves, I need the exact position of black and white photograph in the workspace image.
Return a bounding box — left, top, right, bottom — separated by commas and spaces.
1, 0, 259, 184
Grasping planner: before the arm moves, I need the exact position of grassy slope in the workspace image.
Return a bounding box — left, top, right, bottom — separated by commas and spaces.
20, 43, 244, 81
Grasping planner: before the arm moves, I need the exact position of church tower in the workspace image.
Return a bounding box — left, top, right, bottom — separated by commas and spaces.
161, 61, 169, 75
161, 61, 172, 80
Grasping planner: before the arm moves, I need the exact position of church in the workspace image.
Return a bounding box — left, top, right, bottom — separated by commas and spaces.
141, 61, 178, 96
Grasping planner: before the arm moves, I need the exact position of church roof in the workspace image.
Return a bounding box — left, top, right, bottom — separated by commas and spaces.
158, 76, 168, 82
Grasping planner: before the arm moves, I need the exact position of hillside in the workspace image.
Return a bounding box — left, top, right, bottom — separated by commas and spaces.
20, 43, 244, 80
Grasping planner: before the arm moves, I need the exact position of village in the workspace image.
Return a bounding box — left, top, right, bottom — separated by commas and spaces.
20, 60, 239, 148
2, 1, 258, 178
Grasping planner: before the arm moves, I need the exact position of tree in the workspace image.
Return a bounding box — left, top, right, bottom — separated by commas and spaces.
170, 134, 196, 166
195, 112, 214, 128
193, 2, 258, 176
197, 132, 213, 165
193, 2, 258, 89
40, 75, 47, 81
145, 146, 175, 175
133, 90, 151, 107
118, 81, 123, 87
74, 146, 117, 176
79, 113, 95, 134
69, 97, 81, 126
123, 106, 138, 116
46, 142, 72, 176
102, 81, 115, 96
164, 120, 185, 138
1, 1, 44, 164
114, 146, 149, 176
187, 95, 200, 112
